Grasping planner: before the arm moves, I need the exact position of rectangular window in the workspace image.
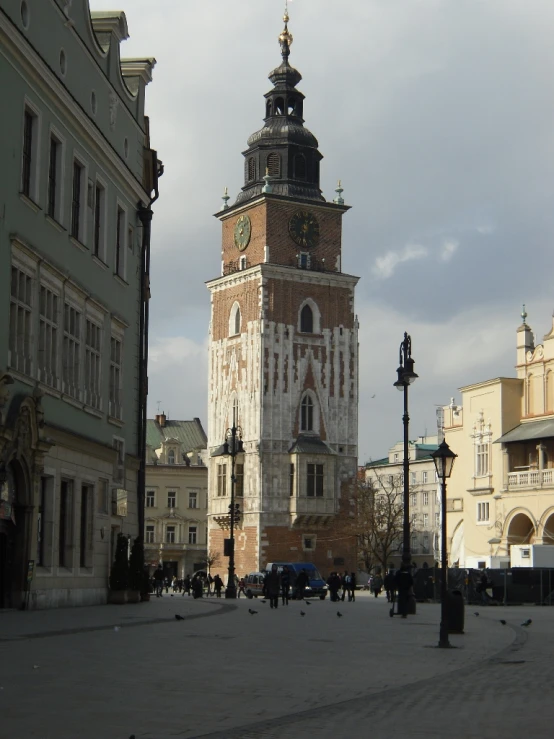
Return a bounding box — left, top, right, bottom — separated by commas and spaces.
167, 491, 176, 508
422, 471, 428, 484
47, 137, 59, 218
71, 161, 83, 240
423, 491, 429, 506
477, 502, 490, 522
98, 478, 109, 514
109, 336, 122, 419
235, 463, 244, 497
37, 477, 47, 566
411, 534, 418, 552
145, 525, 154, 544
188, 491, 198, 509
93, 183, 105, 258
9, 266, 33, 375
423, 535, 430, 553
423, 513, 429, 528
410, 492, 417, 508
115, 207, 125, 277
289, 463, 295, 497
146, 491, 155, 508
84, 320, 102, 409
58, 480, 72, 568
63, 302, 81, 399
166, 526, 175, 544
79, 485, 93, 568
411, 472, 417, 484
476, 443, 489, 477
188, 526, 197, 545
38, 284, 59, 387
21, 108, 36, 198
307, 464, 324, 497
217, 464, 227, 497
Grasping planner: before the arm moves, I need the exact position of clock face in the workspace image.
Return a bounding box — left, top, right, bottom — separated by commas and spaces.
234, 215, 251, 251
289, 210, 320, 249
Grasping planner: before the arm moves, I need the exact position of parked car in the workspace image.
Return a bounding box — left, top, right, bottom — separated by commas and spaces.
266, 562, 328, 600
244, 572, 266, 598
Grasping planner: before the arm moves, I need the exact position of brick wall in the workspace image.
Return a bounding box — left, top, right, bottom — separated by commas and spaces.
209, 525, 259, 577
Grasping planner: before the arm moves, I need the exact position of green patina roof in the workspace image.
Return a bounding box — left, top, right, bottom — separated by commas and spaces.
146, 418, 207, 453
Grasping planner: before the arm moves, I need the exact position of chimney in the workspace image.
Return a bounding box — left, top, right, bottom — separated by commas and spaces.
156, 412, 166, 427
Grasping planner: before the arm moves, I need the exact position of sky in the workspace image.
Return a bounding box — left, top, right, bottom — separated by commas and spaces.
90, 0, 554, 464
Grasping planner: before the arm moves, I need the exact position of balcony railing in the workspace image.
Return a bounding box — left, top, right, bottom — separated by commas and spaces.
508, 469, 554, 489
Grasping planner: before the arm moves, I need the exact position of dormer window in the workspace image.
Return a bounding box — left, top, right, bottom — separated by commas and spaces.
168, 449, 175, 465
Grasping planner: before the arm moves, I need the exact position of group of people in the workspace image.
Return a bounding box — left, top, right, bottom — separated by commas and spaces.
326, 571, 357, 602
252, 565, 309, 608
151, 567, 225, 599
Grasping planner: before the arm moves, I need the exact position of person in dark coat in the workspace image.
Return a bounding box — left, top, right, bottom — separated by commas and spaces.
295, 569, 309, 600
281, 566, 291, 605
384, 571, 394, 603
191, 574, 203, 599
265, 565, 282, 608
153, 566, 164, 598
349, 572, 357, 602
327, 572, 341, 602
213, 574, 224, 597
183, 574, 191, 596
395, 565, 414, 618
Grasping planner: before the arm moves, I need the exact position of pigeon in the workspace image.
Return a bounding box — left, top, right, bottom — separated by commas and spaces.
300, 611, 306, 616
337, 611, 343, 618
500, 620, 507, 625
304, 600, 311, 605
33, 665, 40, 670
248, 608, 258, 615
175, 614, 184, 621
521, 619, 532, 627
473, 612, 480, 617
261, 600, 267, 604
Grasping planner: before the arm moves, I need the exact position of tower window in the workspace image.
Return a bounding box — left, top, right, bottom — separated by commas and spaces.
229, 302, 241, 336
266, 99, 272, 117
301, 395, 314, 431
247, 157, 255, 182
275, 97, 284, 115
300, 304, 313, 333
267, 153, 281, 177
307, 464, 324, 497
287, 98, 296, 116
294, 154, 307, 180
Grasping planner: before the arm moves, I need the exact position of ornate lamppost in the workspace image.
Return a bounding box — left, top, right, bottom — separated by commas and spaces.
393, 333, 418, 579
431, 440, 457, 648
220, 412, 243, 599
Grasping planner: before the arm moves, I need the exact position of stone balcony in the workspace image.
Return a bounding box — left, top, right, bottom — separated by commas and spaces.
507, 469, 554, 490
290, 496, 336, 526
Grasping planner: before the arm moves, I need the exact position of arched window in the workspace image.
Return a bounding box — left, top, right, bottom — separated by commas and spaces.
294, 154, 307, 180
275, 97, 284, 115
168, 449, 175, 465
266, 99, 272, 118
229, 302, 241, 336
287, 98, 296, 116
267, 153, 281, 177
301, 395, 314, 432
300, 304, 313, 333
232, 396, 239, 424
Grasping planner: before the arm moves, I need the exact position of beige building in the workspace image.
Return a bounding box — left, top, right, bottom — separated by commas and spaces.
365, 436, 440, 568
145, 415, 208, 579
443, 309, 554, 569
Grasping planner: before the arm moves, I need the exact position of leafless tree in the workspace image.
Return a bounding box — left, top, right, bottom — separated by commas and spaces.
204, 550, 221, 575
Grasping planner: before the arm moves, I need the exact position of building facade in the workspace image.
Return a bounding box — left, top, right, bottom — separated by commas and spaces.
0, 0, 160, 609
145, 414, 208, 579
443, 309, 554, 569
206, 12, 359, 579
364, 436, 440, 569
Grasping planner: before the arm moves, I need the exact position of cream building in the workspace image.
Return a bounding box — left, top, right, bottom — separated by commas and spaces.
364, 436, 440, 569
443, 309, 554, 569
145, 414, 208, 579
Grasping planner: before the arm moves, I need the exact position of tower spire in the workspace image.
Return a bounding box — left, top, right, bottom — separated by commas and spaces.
279, 3, 293, 62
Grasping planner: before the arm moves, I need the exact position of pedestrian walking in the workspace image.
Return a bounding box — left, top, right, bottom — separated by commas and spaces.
295, 568, 309, 601
238, 577, 246, 598
349, 572, 357, 602
395, 565, 414, 618
327, 572, 341, 602
372, 573, 383, 598
341, 571, 349, 602
281, 566, 291, 605
153, 566, 164, 598
206, 573, 214, 597
265, 565, 282, 608
214, 574, 224, 598
183, 574, 191, 596
384, 570, 394, 602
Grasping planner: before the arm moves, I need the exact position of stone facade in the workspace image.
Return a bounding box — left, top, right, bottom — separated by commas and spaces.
0, 1, 159, 609
443, 310, 554, 569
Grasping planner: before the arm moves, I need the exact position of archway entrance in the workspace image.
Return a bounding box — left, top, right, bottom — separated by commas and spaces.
507, 513, 535, 546
0, 461, 29, 609
543, 513, 554, 545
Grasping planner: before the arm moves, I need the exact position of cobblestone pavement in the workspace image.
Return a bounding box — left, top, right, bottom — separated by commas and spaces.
0, 592, 550, 739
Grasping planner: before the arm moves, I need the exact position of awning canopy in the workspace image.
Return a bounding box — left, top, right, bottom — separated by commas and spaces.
288, 435, 335, 455
494, 418, 554, 444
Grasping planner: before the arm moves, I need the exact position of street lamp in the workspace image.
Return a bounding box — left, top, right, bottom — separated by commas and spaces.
431, 440, 457, 649
219, 412, 243, 599
393, 332, 418, 578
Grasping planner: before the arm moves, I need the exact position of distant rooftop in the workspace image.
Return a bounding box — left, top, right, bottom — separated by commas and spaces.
146, 415, 207, 453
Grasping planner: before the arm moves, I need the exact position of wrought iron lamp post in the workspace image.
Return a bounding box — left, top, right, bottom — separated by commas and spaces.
431, 440, 457, 648
220, 413, 243, 599
393, 333, 418, 575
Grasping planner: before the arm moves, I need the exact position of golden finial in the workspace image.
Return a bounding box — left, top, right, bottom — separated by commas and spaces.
279, 2, 293, 59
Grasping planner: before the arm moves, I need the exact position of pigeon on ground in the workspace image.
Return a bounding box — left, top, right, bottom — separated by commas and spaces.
337, 611, 343, 618
300, 611, 306, 616
473, 612, 480, 617
521, 619, 532, 627
175, 614, 184, 621
304, 600, 311, 605
261, 600, 267, 604
500, 620, 507, 625
248, 608, 258, 615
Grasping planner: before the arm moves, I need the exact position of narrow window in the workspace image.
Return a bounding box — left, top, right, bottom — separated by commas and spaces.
47, 137, 59, 218
300, 304, 313, 333
422, 491, 429, 506
247, 157, 255, 182
38, 284, 59, 388
146, 491, 155, 508
289, 463, 295, 496
63, 302, 81, 399
98, 479, 109, 514
59, 480, 71, 568
410, 492, 417, 507
84, 320, 102, 409
275, 97, 284, 115
235, 463, 244, 497
188, 526, 197, 545
298, 253, 309, 269
301, 395, 314, 432
166, 526, 175, 544
146, 525, 154, 543
71, 161, 83, 240
21, 109, 35, 198
167, 491, 176, 508
128, 225, 134, 253
109, 336, 122, 419
266, 99, 272, 117
168, 449, 175, 464
217, 464, 227, 497
188, 491, 198, 509
287, 98, 296, 116
115, 207, 125, 277
267, 152, 281, 177
93, 183, 105, 258
37, 477, 47, 566
476, 443, 489, 476
307, 464, 324, 497
79, 485, 90, 568
423, 513, 429, 528
422, 471, 428, 484
9, 266, 33, 376
234, 306, 241, 335
239, 256, 247, 270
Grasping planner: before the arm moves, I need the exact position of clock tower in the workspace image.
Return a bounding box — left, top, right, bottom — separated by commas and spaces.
207, 11, 359, 579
